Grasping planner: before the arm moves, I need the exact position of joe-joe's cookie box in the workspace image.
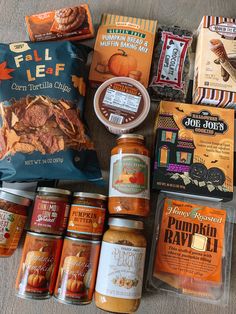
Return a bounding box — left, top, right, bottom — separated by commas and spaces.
152, 101, 234, 201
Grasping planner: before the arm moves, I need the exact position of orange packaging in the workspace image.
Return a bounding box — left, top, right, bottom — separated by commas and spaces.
193, 16, 236, 108
54, 237, 101, 305
109, 134, 150, 217
67, 192, 107, 238
0, 191, 30, 257
25, 4, 94, 42
153, 101, 234, 201
154, 198, 226, 296
15, 232, 63, 300
89, 14, 157, 87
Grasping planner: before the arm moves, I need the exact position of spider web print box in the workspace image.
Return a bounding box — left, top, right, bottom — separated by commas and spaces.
152, 101, 234, 201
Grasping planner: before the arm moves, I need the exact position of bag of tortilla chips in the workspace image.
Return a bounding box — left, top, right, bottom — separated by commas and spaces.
0, 41, 102, 181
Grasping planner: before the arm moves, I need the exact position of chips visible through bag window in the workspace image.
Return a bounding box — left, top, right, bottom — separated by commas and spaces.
0, 41, 102, 182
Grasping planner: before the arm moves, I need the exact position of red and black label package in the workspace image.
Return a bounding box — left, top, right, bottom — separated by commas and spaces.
0, 41, 102, 182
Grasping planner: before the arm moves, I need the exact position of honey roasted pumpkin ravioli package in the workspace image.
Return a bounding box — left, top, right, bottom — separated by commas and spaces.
0, 41, 102, 181
146, 193, 235, 305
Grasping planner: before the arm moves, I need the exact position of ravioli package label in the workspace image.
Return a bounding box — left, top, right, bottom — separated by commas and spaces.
0, 41, 102, 181
153, 101, 234, 200
154, 198, 226, 285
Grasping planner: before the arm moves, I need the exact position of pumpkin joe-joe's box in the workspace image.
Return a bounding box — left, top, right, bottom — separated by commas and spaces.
153, 101, 234, 201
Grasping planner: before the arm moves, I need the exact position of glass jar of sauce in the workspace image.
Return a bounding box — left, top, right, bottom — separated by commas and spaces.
95, 217, 146, 313
30, 187, 71, 235
109, 134, 150, 217
0, 190, 30, 257
67, 192, 107, 239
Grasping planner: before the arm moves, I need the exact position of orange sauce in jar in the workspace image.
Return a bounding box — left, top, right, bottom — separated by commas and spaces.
109, 134, 150, 217
0, 191, 30, 257
95, 218, 146, 313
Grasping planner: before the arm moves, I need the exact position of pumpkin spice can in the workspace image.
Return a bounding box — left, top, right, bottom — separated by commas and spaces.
67, 192, 107, 239
30, 187, 71, 235
54, 236, 101, 305
15, 232, 63, 300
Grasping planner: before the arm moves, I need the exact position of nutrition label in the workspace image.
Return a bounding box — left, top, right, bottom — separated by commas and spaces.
103, 87, 141, 113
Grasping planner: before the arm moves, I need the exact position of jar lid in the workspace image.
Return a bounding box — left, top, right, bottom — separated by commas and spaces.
117, 134, 144, 141
73, 192, 107, 200
27, 231, 63, 239
0, 190, 31, 206
108, 218, 144, 230
37, 187, 71, 196
65, 236, 101, 244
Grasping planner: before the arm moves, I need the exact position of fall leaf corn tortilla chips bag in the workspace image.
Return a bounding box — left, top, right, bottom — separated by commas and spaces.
0, 41, 102, 181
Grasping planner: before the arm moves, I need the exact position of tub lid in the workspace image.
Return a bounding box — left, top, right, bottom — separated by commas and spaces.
94, 77, 150, 133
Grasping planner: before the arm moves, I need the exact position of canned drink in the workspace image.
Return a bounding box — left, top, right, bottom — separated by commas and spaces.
54, 236, 101, 305
15, 232, 63, 300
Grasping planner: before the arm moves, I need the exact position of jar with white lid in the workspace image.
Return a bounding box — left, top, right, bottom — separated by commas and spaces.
95, 217, 146, 313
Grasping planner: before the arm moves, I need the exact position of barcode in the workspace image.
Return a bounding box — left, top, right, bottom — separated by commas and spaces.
109, 113, 123, 124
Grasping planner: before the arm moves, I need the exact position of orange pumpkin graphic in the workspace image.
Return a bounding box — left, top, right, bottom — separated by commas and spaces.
108, 49, 137, 76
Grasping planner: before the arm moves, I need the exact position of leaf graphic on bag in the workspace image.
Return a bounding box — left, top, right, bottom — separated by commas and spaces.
0, 62, 14, 81
71, 75, 86, 96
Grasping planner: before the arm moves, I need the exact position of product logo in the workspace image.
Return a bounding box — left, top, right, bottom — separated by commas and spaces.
116, 21, 140, 30
112, 156, 148, 194
151, 32, 192, 90
182, 110, 228, 135
209, 22, 236, 39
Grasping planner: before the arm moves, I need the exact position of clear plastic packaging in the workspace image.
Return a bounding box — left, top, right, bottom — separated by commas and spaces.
146, 192, 235, 305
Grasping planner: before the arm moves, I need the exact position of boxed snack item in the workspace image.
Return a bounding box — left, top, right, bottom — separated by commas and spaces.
149, 25, 193, 102
152, 101, 234, 201
193, 16, 236, 108
25, 4, 94, 42
0, 41, 102, 182
146, 193, 235, 305
89, 14, 157, 88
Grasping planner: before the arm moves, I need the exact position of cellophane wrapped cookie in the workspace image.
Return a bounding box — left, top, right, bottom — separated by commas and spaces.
149, 25, 193, 102
0, 41, 102, 182
146, 192, 235, 305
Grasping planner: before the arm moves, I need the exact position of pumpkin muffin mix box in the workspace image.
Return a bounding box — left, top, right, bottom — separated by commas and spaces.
152, 101, 234, 201
89, 14, 157, 87
193, 16, 236, 108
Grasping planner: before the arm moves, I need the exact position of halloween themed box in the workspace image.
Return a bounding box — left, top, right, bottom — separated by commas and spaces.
152, 101, 234, 201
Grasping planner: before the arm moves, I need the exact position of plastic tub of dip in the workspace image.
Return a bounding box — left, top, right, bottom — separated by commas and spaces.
94, 77, 150, 134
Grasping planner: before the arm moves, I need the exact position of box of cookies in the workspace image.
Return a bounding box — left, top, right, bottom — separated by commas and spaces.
25, 4, 94, 42
152, 101, 234, 201
193, 16, 236, 108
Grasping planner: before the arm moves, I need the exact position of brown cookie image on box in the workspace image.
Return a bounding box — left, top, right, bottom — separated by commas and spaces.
52, 6, 87, 33
0, 95, 94, 159
207, 167, 225, 186
189, 163, 208, 181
